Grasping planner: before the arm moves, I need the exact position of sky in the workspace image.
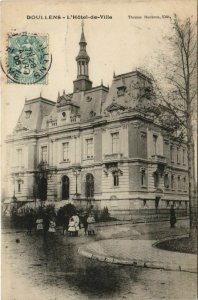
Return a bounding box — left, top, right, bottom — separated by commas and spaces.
1, 0, 196, 137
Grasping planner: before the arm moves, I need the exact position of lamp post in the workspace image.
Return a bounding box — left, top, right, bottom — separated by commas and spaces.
72, 167, 81, 198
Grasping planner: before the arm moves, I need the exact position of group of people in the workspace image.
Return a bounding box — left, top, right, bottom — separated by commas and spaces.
64, 213, 96, 237
26, 208, 96, 239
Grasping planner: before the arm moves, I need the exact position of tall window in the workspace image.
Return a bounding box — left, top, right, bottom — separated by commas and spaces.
176, 147, 180, 163
18, 182, 21, 192
164, 174, 169, 189
183, 177, 186, 191
17, 149, 22, 166
182, 148, 186, 164
170, 145, 174, 162
113, 172, 119, 187
62, 175, 69, 200
178, 176, 181, 191
112, 132, 119, 154
63, 142, 69, 161
41, 146, 47, 163
86, 138, 93, 158
171, 175, 175, 190
141, 169, 146, 186
153, 135, 158, 155
85, 173, 94, 198
153, 172, 159, 188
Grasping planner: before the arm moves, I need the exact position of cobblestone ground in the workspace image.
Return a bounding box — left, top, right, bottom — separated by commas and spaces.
2, 220, 197, 300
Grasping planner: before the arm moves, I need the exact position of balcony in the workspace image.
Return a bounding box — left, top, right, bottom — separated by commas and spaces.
104, 153, 123, 162
38, 161, 49, 171
151, 155, 167, 165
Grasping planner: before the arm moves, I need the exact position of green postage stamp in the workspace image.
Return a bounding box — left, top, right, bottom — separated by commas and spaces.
6, 32, 51, 84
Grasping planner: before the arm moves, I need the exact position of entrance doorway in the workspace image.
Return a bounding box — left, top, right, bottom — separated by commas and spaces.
38, 177, 47, 201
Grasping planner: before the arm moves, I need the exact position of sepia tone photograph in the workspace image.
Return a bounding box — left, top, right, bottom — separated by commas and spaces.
1, 0, 197, 299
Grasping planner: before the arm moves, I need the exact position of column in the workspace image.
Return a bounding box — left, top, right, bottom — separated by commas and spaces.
49, 139, 53, 166
70, 137, 75, 164
76, 136, 81, 163
53, 140, 57, 165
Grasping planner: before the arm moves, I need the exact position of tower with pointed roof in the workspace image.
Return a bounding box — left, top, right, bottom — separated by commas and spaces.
73, 22, 92, 92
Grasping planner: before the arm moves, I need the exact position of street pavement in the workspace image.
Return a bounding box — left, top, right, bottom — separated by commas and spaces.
79, 219, 197, 272
78, 238, 197, 273
2, 219, 197, 300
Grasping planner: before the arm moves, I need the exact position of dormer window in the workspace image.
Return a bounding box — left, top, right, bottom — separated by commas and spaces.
25, 110, 32, 119
62, 112, 66, 118
144, 86, 152, 99
117, 86, 126, 97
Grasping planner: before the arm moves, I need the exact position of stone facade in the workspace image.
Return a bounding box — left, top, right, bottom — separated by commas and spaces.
4, 27, 189, 215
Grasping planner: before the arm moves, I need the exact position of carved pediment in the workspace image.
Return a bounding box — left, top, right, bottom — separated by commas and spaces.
57, 92, 75, 108
106, 102, 125, 112
103, 162, 123, 176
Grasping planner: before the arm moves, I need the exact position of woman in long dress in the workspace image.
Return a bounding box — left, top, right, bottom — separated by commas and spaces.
87, 214, 96, 236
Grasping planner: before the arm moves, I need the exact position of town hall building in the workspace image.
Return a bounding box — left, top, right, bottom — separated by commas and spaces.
4, 26, 189, 218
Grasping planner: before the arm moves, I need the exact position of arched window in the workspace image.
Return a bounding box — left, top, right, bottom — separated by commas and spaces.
85, 173, 94, 198
38, 177, 47, 201
62, 175, 69, 200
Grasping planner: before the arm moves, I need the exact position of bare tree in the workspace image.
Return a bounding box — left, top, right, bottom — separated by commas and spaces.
139, 15, 197, 246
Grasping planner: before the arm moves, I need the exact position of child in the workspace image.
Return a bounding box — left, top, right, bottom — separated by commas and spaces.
48, 218, 56, 235
68, 217, 75, 237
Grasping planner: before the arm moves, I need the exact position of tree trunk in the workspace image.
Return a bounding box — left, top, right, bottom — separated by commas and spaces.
187, 130, 197, 249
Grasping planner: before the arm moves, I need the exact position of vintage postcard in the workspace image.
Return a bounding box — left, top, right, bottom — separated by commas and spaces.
1, 0, 197, 299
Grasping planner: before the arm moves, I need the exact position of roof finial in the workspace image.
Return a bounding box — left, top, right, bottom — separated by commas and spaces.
63, 89, 65, 95
80, 21, 86, 44
82, 20, 84, 33
101, 79, 103, 86
113, 71, 116, 78
40, 91, 42, 98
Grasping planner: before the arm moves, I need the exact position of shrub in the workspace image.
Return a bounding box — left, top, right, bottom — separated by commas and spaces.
56, 203, 77, 226
100, 206, 111, 222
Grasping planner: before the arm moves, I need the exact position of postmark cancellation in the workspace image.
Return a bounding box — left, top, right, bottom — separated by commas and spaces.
5, 32, 51, 84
